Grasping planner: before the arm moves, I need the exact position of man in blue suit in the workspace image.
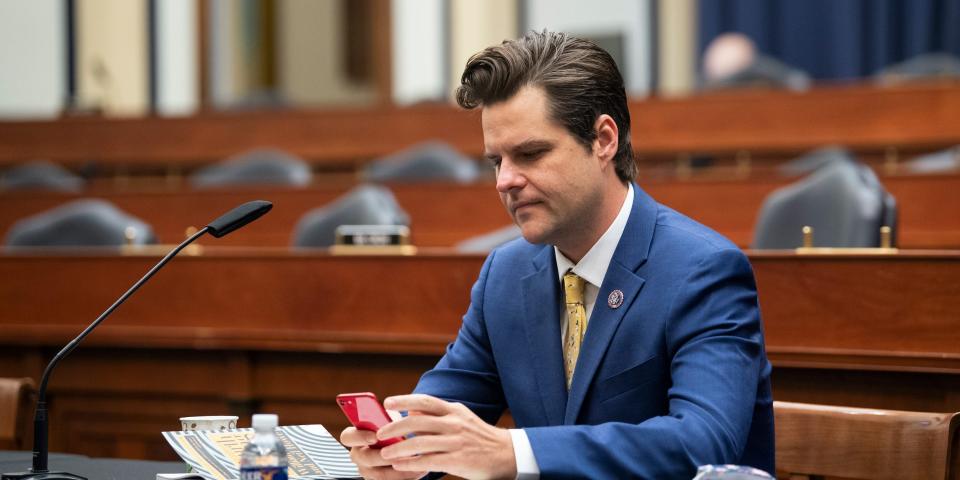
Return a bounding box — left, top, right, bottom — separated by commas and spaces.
341, 30, 775, 479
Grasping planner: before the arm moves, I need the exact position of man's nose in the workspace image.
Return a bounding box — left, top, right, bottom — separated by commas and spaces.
495, 158, 526, 193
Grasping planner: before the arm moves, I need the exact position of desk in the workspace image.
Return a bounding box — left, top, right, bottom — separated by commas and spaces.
0, 451, 185, 480
0, 250, 957, 460
2, 83, 959, 169
0, 183, 509, 249
1, 172, 957, 249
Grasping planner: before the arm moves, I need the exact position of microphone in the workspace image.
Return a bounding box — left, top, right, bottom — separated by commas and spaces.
2, 200, 272, 480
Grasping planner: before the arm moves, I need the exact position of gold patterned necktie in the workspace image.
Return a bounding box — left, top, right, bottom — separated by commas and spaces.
563, 272, 587, 390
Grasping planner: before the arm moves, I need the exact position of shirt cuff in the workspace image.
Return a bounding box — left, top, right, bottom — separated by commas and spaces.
509, 428, 540, 479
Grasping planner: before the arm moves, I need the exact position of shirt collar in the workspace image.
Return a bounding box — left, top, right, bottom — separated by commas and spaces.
555, 183, 634, 286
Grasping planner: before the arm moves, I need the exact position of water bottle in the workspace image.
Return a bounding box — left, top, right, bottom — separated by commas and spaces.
240, 414, 288, 480
692, 464, 773, 479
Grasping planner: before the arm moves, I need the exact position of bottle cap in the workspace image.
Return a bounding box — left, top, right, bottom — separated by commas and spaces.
251, 413, 278, 430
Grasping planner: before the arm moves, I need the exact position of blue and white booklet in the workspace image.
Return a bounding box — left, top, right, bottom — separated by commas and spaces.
162, 424, 360, 480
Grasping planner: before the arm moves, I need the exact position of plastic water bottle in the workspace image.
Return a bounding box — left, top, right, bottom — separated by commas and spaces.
240, 414, 288, 480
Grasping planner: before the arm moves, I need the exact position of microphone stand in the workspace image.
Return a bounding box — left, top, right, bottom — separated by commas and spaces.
2, 227, 210, 480
2, 199, 271, 479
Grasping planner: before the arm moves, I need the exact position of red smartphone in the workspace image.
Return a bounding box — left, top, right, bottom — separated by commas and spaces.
336, 392, 403, 448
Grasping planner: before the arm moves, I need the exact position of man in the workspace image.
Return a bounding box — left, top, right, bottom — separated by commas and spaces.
701, 32, 810, 92
341, 30, 775, 479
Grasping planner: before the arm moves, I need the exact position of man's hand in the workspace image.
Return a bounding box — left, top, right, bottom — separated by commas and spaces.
376, 394, 517, 480
339, 426, 426, 480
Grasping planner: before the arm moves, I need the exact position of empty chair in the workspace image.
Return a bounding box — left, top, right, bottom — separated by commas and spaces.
752, 159, 896, 249
455, 224, 522, 253
190, 148, 311, 188
778, 146, 856, 177
774, 401, 960, 480
875, 52, 960, 86
0, 378, 35, 450
292, 184, 410, 248
5, 199, 156, 247
1, 160, 84, 192
905, 146, 960, 174
362, 142, 481, 184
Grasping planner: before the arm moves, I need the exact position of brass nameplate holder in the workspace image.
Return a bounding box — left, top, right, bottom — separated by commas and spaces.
330, 225, 417, 255
794, 225, 898, 255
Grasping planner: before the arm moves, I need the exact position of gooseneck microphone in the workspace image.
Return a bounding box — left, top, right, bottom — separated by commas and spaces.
2, 200, 272, 480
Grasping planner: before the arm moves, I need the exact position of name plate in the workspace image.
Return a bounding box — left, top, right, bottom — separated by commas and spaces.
331, 225, 416, 255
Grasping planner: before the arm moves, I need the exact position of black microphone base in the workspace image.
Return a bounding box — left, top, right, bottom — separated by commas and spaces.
1, 471, 87, 480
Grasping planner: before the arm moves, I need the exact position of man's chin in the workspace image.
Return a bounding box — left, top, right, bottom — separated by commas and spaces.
517, 224, 551, 245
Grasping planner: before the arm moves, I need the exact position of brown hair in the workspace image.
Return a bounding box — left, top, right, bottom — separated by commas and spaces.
456, 30, 636, 181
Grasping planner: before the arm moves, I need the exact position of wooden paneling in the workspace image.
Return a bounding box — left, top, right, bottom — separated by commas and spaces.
2, 83, 959, 169
0, 251, 958, 460
1, 172, 957, 249
0, 183, 509, 248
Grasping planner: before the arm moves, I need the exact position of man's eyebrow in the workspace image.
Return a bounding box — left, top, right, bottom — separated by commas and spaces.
484, 139, 555, 160
512, 140, 554, 151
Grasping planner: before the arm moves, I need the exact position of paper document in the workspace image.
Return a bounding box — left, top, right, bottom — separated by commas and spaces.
162, 424, 360, 480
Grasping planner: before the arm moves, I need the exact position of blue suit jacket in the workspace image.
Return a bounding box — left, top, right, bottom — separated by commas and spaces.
415, 185, 775, 479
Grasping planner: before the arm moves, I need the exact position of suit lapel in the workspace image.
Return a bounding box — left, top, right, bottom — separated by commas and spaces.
521, 246, 567, 426
563, 184, 659, 424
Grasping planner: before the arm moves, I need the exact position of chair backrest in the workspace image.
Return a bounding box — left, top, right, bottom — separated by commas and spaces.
362, 142, 481, 184
875, 52, 960, 85
5, 199, 157, 247
190, 148, 312, 188
292, 184, 410, 247
778, 146, 856, 177
0, 377, 36, 450
1, 160, 84, 192
752, 159, 894, 249
905, 146, 960, 174
455, 224, 522, 253
774, 401, 960, 480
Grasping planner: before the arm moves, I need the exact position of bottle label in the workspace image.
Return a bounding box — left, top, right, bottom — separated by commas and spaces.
239, 466, 288, 480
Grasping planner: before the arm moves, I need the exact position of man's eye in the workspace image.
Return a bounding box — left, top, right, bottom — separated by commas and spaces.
520, 150, 544, 160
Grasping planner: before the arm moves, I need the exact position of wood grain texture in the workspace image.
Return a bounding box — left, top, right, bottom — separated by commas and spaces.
0, 182, 510, 248
1, 251, 959, 460
2, 83, 959, 168
0, 172, 957, 249
774, 401, 959, 480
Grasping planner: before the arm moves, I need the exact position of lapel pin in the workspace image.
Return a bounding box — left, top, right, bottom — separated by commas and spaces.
607, 289, 624, 309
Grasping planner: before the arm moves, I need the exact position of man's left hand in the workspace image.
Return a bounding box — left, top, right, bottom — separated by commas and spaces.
376, 394, 517, 480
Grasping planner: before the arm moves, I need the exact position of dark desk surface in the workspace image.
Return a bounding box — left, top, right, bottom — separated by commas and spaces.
0, 451, 186, 480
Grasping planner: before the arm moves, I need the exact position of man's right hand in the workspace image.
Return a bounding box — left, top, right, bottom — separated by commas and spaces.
339, 426, 427, 480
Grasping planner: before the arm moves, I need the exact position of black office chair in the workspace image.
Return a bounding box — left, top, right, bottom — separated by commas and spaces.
455, 224, 522, 253
752, 159, 897, 249
190, 148, 311, 188
292, 185, 410, 248
362, 142, 481, 184
5, 199, 156, 247
778, 146, 856, 177
875, 52, 960, 85
904, 146, 960, 174
1, 160, 84, 192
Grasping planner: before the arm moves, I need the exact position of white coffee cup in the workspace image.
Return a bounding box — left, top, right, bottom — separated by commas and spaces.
180, 415, 238, 432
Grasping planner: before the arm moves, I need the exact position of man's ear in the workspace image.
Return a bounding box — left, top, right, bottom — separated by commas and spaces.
594, 114, 619, 168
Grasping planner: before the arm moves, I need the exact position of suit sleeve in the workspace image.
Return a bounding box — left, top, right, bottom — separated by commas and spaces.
413, 250, 507, 425
524, 248, 767, 479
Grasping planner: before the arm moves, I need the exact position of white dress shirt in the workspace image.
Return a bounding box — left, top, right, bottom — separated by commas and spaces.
509, 183, 635, 479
